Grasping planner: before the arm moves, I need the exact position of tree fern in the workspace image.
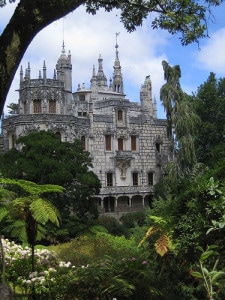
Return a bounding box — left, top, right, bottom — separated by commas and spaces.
30, 198, 60, 226
139, 215, 175, 257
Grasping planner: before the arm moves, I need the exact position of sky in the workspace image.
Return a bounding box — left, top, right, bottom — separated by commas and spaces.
1, 1, 225, 118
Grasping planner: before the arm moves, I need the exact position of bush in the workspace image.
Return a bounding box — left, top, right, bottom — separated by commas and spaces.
120, 211, 147, 229
97, 215, 128, 236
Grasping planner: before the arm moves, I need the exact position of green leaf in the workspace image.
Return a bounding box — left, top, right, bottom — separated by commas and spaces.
191, 271, 204, 279
200, 250, 215, 262
211, 271, 225, 283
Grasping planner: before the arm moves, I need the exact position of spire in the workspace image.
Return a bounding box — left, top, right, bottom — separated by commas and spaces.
90, 65, 97, 89
20, 66, 23, 83
27, 62, 31, 79
112, 33, 123, 94
92, 65, 96, 77
62, 40, 65, 54
115, 32, 119, 60
43, 60, 46, 80
96, 55, 107, 88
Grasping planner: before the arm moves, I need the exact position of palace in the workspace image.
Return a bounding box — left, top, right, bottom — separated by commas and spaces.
0, 41, 172, 218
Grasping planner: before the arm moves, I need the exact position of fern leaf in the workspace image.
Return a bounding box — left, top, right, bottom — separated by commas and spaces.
30, 198, 60, 226
154, 234, 169, 256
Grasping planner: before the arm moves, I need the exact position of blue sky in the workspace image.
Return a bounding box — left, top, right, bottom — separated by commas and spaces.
1, 1, 225, 118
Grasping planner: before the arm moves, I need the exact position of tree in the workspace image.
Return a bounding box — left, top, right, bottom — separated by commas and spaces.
0, 0, 223, 114
193, 73, 225, 166
0, 177, 64, 299
0, 131, 101, 220
160, 60, 199, 176
6, 102, 19, 115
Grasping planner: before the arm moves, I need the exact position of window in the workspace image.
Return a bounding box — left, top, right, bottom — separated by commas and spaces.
81, 136, 85, 150
132, 172, 138, 186
105, 135, 112, 151
118, 138, 123, 151
131, 136, 137, 151
107, 173, 113, 186
79, 94, 85, 101
33, 100, 42, 113
115, 84, 120, 92
78, 111, 87, 117
118, 110, 123, 121
148, 172, 154, 186
156, 143, 161, 152
49, 100, 56, 113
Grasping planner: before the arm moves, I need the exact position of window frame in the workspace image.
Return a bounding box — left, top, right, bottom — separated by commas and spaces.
33, 99, 42, 113
118, 138, 123, 151
131, 135, 137, 151
132, 172, 139, 186
106, 172, 113, 187
105, 135, 112, 151
148, 172, 154, 186
118, 110, 123, 121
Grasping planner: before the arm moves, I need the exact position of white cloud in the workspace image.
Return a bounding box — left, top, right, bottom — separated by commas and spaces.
4, 6, 169, 118
196, 28, 225, 73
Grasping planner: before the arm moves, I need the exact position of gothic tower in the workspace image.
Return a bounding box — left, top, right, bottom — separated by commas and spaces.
56, 42, 72, 110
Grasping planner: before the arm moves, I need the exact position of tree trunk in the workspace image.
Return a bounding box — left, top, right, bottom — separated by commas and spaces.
0, 283, 15, 300
0, 0, 85, 114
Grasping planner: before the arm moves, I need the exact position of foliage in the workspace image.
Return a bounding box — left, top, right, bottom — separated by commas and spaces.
160, 61, 199, 175
97, 215, 128, 236
120, 211, 147, 229
191, 245, 225, 300
6, 102, 19, 115
0, 131, 101, 220
193, 73, 225, 166
0, 238, 161, 300
139, 215, 176, 257
0, 178, 63, 245
50, 232, 146, 267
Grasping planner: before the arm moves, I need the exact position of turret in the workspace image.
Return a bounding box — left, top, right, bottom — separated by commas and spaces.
140, 75, 154, 116
56, 42, 72, 93
96, 54, 108, 88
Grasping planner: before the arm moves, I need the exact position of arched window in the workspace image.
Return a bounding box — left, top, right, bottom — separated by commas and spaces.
54, 132, 61, 140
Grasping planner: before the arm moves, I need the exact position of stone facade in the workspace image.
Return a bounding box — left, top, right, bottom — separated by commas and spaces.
1, 42, 172, 218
